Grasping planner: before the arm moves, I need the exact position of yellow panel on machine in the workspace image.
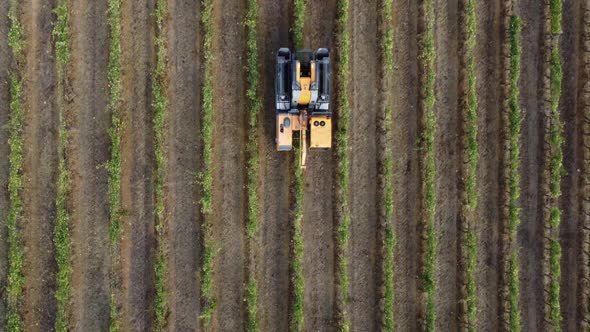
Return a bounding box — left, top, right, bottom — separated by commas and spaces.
310, 115, 332, 148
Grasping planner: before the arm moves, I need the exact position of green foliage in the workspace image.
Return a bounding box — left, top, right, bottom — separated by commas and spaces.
293, 0, 305, 49
462, 1, 479, 329
107, 0, 123, 246
382, 116, 395, 331
6, 1, 24, 330
106, 0, 123, 329
465, 0, 478, 211
549, 0, 562, 34
245, 0, 261, 330
53, 1, 69, 66
546, 2, 564, 329
153, 0, 169, 329
336, 0, 351, 330
246, 277, 258, 332
420, 0, 437, 329
507, 15, 523, 332
508, 253, 521, 332
549, 240, 562, 331
52, 0, 72, 330
382, 0, 394, 72
381, 0, 395, 328
200, 0, 217, 325
383, 227, 395, 331
465, 230, 477, 331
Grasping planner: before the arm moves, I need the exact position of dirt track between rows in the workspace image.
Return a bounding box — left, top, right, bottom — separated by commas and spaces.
256, 0, 291, 330
161, 0, 203, 329
119, 0, 156, 329
347, 0, 380, 329
21, 1, 59, 330
68, 0, 111, 330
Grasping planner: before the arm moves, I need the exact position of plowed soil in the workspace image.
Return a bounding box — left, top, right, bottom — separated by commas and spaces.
1, 0, 590, 331
21, 1, 58, 330
256, 0, 291, 330
161, 0, 203, 329
119, 0, 156, 330
68, 0, 111, 330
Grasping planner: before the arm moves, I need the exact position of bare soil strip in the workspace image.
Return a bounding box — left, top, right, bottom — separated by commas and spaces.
0, 0, 12, 328
559, 0, 582, 329
579, 1, 590, 329
515, 0, 544, 330
474, 1, 502, 330
390, 0, 420, 330
255, 0, 291, 330
301, 0, 338, 330
348, 0, 379, 330
432, 0, 460, 330
119, 0, 156, 329
68, 0, 111, 329
20, 1, 58, 329
162, 0, 202, 329
208, 0, 249, 330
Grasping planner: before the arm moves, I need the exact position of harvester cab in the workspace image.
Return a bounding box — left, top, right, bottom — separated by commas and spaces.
276, 48, 331, 168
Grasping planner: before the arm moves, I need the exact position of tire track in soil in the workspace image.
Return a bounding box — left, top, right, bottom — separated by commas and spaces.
348, 0, 379, 330
163, 0, 202, 329
119, 0, 156, 329
21, 1, 58, 329
0, 0, 12, 328
559, 0, 582, 329
301, 0, 337, 329
390, 0, 420, 330
256, 0, 291, 330
68, 0, 111, 329
208, 0, 248, 330
515, 0, 543, 330
474, 0, 502, 330
432, 0, 460, 330
579, 1, 590, 329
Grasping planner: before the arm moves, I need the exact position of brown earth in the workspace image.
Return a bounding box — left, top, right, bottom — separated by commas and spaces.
473, 0, 502, 330
2, 0, 590, 331
347, 0, 380, 330
20, 1, 58, 330
208, 0, 249, 330
118, 0, 157, 330
560, 0, 583, 330
516, 0, 544, 330
432, 0, 460, 330
161, 0, 203, 330
390, 0, 420, 330
255, 0, 292, 330
0, 0, 11, 329
579, 2, 590, 330
68, 0, 111, 330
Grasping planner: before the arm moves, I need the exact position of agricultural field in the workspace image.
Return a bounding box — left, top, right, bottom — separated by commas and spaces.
1, 0, 590, 331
